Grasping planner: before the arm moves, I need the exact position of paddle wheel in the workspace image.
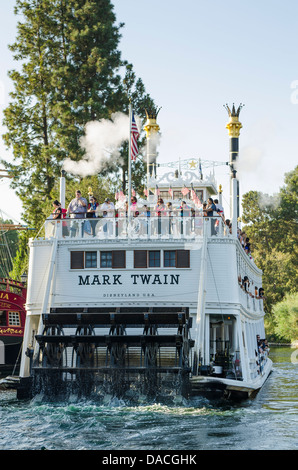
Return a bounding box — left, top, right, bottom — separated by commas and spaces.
28, 307, 194, 398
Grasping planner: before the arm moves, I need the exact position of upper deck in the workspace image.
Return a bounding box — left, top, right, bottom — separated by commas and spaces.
26, 213, 264, 318
43, 213, 229, 241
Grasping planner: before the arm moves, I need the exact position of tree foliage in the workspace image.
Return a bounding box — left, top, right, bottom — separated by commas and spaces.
0, 218, 19, 277
2, 0, 157, 278
242, 166, 298, 338
272, 292, 298, 343
2, 0, 156, 226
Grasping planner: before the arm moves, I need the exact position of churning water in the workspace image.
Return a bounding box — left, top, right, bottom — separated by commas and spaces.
0, 346, 297, 451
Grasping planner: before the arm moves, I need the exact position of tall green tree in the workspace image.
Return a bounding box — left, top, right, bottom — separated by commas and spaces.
2, 0, 157, 278
0, 219, 19, 277
2, 0, 156, 228
242, 166, 298, 322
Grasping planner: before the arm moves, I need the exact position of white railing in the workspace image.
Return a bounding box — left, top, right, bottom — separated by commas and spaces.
238, 285, 264, 313
249, 349, 269, 379
43, 215, 232, 241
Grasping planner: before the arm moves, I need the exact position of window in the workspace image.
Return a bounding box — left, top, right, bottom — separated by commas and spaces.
164, 250, 190, 268
195, 190, 203, 203
71, 250, 126, 269
0, 311, 6, 326
101, 251, 126, 268
159, 191, 169, 200
176, 250, 190, 268
85, 251, 97, 268
134, 250, 147, 268
71, 251, 84, 269
112, 251, 126, 268
8, 311, 21, 326
100, 251, 112, 268
134, 250, 161, 268
164, 250, 176, 267
149, 251, 160, 267
173, 190, 183, 199
71, 251, 97, 269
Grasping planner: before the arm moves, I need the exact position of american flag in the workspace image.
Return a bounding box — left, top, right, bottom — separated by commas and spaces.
131, 110, 139, 161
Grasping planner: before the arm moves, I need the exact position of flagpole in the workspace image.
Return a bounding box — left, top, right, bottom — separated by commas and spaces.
128, 102, 132, 219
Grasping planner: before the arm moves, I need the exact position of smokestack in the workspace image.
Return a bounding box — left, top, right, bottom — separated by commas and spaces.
224, 103, 244, 226
60, 170, 66, 209
143, 108, 161, 191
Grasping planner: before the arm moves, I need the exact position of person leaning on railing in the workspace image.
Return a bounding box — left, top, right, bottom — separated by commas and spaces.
52, 200, 62, 219
206, 198, 217, 235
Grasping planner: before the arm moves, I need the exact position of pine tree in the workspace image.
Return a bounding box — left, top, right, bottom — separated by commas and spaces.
2, 0, 156, 227
2, 0, 157, 278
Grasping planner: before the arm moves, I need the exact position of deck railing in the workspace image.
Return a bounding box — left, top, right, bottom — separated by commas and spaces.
238, 286, 264, 313
43, 215, 231, 241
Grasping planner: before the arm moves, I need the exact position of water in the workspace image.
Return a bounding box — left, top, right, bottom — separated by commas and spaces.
0, 346, 297, 451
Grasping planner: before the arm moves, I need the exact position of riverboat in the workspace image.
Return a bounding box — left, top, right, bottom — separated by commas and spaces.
0, 277, 26, 375
17, 105, 272, 400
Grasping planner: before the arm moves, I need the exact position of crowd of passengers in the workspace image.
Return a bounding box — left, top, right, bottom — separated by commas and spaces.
51, 190, 230, 229
256, 335, 270, 375
257, 335, 269, 354
238, 273, 265, 301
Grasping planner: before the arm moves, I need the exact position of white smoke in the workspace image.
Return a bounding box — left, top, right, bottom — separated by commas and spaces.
236, 145, 264, 175
235, 118, 278, 176
258, 192, 281, 210
63, 112, 131, 177
141, 132, 162, 163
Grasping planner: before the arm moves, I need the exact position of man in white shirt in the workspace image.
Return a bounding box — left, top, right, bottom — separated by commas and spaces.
100, 198, 115, 217
99, 198, 115, 236
66, 190, 88, 237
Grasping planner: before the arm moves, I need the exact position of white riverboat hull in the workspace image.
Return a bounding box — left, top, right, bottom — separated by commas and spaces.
190, 358, 273, 398
16, 106, 273, 401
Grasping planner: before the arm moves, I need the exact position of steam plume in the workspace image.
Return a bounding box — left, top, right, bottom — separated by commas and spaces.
63, 112, 131, 177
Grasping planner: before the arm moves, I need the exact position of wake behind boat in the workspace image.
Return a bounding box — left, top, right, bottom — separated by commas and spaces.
16, 105, 272, 400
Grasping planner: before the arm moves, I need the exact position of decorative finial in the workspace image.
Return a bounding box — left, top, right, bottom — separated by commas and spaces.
224, 103, 244, 118
145, 107, 162, 120
224, 103, 244, 137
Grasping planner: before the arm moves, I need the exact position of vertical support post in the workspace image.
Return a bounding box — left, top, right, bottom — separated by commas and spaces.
224, 103, 243, 222
60, 170, 66, 210
232, 171, 238, 237
128, 103, 132, 220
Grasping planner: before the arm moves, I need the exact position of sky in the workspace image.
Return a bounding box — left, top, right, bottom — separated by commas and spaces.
0, 0, 298, 223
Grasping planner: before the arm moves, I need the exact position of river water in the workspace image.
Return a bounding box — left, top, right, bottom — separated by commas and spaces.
0, 346, 297, 451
